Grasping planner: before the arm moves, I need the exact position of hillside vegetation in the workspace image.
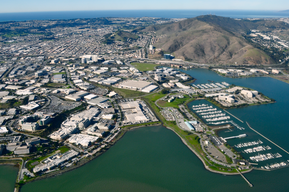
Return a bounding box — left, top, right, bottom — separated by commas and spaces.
145, 15, 289, 64
103, 30, 139, 44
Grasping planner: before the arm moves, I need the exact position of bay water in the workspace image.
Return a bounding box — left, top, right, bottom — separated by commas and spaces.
1, 68, 289, 191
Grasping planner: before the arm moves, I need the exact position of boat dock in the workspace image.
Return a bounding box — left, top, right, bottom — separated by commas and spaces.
220, 134, 247, 142
229, 121, 245, 130
246, 122, 289, 155
224, 134, 247, 140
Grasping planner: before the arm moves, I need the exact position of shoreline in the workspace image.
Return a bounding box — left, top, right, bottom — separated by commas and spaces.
1, 122, 254, 192
211, 68, 289, 86
15, 123, 161, 191
161, 124, 253, 175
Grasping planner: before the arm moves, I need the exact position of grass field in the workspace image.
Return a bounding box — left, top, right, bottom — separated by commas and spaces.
53, 72, 66, 75
143, 93, 167, 102
157, 95, 190, 108
131, 62, 159, 72
58, 146, 70, 153
112, 87, 147, 98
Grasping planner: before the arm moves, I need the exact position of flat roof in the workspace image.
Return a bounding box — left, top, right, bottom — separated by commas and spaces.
84, 94, 97, 100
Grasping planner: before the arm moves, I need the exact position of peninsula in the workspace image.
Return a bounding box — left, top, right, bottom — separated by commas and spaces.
0, 15, 288, 191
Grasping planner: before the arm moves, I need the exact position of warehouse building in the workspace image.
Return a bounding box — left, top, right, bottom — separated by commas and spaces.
119, 101, 149, 124
118, 80, 152, 91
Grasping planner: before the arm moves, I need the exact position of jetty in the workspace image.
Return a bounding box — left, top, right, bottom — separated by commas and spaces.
237, 169, 253, 187
224, 109, 244, 123
246, 122, 289, 155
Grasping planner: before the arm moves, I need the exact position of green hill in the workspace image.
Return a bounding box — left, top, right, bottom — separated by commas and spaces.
145, 15, 289, 65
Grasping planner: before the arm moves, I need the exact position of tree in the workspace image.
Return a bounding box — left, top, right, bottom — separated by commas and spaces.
161, 88, 170, 94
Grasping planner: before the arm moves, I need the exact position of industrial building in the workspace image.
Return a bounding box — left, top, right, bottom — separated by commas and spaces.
184, 121, 203, 132
70, 107, 100, 130
33, 150, 79, 173
118, 80, 152, 91
141, 85, 158, 93
19, 114, 51, 132
87, 97, 109, 107
52, 74, 66, 83
14, 146, 30, 155
25, 137, 42, 146
68, 134, 98, 147
185, 121, 196, 131
85, 124, 105, 137
218, 95, 235, 104
0, 127, 8, 134
241, 90, 258, 98
80, 55, 99, 64
226, 86, 243, 93
49, 108, 100, 140
98, 77, 121, 85
20, 102, 40, 110
6, 142, 30, 155
49, 120, 78, 140
65, 91, 89, 101
120, 101, 149, 124
84, 94, 97, 100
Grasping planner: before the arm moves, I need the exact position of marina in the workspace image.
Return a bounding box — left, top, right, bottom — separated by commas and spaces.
249, 153, 282, 162
189, 99, 289, 171
243, 146, 271, 154
235, 140, 264, 148
192, 82, 230, 92
262, 161, 289, 170
192, 103, 231, 124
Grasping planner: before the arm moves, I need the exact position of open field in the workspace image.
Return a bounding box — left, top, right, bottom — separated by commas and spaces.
112, 87, 147, 97
157, 95, 191, 108
131, 62, 159, 72
52, 72, 66, 75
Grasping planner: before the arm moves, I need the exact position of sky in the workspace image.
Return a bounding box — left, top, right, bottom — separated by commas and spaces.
0, 0, 288, 13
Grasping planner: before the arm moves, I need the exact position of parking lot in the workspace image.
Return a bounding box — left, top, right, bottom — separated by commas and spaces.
41, 95, 82, 114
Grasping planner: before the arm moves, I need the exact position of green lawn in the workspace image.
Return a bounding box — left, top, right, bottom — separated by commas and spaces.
131, 62, 159, 72
58, 146, 70, 153
157, 95, 190, 108
144, 93, 167, 102
0, 98, 27, 109
53, 72, 66, 75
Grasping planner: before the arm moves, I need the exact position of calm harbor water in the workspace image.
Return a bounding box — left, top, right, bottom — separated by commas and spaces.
0, 165, 18, 192
21, 126, 289, 192
1, 68, 289, 192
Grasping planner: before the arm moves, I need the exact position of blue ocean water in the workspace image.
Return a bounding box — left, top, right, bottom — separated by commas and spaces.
0, 10, 289, 22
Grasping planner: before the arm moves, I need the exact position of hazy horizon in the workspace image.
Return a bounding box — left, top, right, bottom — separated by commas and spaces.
1, 0, 289, 13
0, 9, 287, 14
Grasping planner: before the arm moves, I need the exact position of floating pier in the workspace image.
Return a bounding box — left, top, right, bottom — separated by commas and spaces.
220, 134, 246, 142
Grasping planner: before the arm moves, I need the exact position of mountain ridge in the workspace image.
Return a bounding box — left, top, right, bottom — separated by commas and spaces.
145, 15, 289, 64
